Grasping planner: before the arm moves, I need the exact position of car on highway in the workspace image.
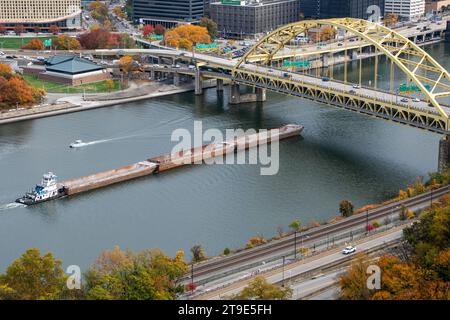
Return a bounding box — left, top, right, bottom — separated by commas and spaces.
342, 246, 356, 254
349, 90, 357, 94
321, 77, 330, 82
412, 98, 420, 102
352, 84, 360, 89
401, 98, 409, 103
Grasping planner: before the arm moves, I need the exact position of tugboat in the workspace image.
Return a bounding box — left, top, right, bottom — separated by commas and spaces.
16, 172, 65, 205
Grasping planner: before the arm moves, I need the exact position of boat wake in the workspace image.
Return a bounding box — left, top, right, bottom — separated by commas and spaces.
0, 202, 26, 211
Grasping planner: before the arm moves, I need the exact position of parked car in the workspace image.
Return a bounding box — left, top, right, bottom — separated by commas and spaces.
342, 246, 356, 255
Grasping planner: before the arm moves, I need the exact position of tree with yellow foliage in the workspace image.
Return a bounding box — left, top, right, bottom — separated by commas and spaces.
164, 25, 211, 49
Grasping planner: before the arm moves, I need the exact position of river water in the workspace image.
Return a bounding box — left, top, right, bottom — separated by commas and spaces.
0, 43, 449, 270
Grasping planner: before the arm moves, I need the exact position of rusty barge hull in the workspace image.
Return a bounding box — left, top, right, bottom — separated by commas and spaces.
60, 124, 303, 196
62, 161, 158, 195
150, 124, 303, 172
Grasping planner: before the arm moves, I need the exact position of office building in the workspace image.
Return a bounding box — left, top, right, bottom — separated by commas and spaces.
300, 0, 385, 20
133, 0, 205, 28
210, 0, 300, 38
0, 0, 82, 30
385, 0, 425, 20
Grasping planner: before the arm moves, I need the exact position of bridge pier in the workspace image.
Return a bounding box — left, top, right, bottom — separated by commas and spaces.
150, 69, 155, 80
217, 79, 224, 92
195, 69, 203, 95
438, 136, 450, 172
230, 83, 266, 105
173, 73, 180, 86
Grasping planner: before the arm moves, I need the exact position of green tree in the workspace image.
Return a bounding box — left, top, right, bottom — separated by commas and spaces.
85, 247, 188, 300
199, 17, 218, 40
232, 276, 292, 300
339, 200, 354, 217
0, 248, 66, 300
190, 245, 207, 263
289, 219, 301, 232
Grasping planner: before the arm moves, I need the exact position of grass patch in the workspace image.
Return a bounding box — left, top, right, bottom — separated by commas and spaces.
23, 74, 121, 94
0, 36, 56, 49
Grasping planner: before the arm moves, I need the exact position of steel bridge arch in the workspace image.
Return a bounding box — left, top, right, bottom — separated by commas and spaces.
233, 18, 450, 120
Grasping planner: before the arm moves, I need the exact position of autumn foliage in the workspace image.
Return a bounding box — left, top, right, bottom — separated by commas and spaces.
165, 25, 211, 50
339, 197, 450, 300
53, 35, 81, 50
78, 28, 134, 49
21, 39, 44, 51
0, 63, 44, 110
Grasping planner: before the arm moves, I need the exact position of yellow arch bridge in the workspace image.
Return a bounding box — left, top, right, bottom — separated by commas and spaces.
176, 18, 450, 135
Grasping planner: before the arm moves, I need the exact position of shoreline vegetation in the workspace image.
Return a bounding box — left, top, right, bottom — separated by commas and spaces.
0, 171, 448, 300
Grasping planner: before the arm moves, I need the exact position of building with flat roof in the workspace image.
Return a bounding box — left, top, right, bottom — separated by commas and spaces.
425, 0, 450, 13
133, 0, 205, 28
0, 0, 82, 31
210, 0, 300, 38
300, 0, 385, 20
23, 55, 110, 86
385, 0, 425, 20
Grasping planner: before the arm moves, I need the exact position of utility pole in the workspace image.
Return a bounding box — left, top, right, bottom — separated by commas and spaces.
366, 209, 369, 234
281, 256, 285, 287
294, 231, 297, 259
190, 263, 194, 292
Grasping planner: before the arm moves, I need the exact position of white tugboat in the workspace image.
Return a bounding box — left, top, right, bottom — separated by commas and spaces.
16, 172, 65, 205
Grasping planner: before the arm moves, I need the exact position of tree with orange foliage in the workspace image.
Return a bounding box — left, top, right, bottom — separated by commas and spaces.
118, 55, 135, 88
54, 35, 81, 50
49, 25, 60, 35
164, 25, 210, 49
0, 63, 44, 110
22, 39, 44, 51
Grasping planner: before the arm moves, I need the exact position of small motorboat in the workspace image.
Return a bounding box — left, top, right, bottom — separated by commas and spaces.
69, 140, 86, 148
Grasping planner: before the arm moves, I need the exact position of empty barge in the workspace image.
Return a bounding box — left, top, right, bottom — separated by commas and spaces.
16, 124, 303, 204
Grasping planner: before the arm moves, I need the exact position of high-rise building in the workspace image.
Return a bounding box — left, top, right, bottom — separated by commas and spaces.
0, 0, 82, 30
300, 0, 385, 20
385, 0, 425, 20
210, 0, 300, 38
133, 0, 205, 28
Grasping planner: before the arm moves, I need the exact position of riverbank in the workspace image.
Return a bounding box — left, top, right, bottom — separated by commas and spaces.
0, 79, 219, 125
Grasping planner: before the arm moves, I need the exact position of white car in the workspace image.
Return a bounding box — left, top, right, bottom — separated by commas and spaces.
342, 246, 356, 255
352, 84, 360, 89
412, 98, 420, 102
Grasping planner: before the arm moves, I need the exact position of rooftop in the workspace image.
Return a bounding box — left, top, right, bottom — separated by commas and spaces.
45, 55, 103, 75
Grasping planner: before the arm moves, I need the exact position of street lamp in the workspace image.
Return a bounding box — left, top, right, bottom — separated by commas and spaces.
281, 256, 286, 287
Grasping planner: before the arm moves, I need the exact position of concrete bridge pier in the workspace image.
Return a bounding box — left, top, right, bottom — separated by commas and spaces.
217, 79, 224, 92
195, 70, 203, 95
438, 136, 450, 172
173, 73, 180, 86
150, 69, 155, 80
230, 83, 267, 105
230, 83, 241, 104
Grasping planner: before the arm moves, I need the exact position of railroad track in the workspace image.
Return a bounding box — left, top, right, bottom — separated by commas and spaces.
185, 185, 448, 282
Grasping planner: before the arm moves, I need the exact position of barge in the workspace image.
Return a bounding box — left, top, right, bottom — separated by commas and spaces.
16, 124, 303, 205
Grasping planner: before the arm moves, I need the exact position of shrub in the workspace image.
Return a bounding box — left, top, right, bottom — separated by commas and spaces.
339, 200, 354, 217
223, 248, 230, 255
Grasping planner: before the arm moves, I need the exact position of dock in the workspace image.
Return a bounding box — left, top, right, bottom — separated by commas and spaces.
59, 124, 303, 197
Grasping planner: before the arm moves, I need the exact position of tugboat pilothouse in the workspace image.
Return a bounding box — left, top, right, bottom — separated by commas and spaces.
16, 173, 65, 205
